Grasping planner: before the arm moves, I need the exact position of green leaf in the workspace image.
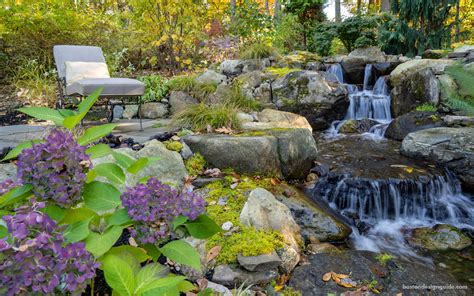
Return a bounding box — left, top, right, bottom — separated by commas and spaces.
64, 217, 92, 243
2, 140, 42, 161
57, 109, 77, 117
85, 226, 123, 258
63, 114, 84, 130
135, 263, 171, 294
86, 144, 112, 159
102, 254, 136, 296
18, 107, 64, 126
138, 276, 186, 296
77, 124, 117, 146
78, 87, 103, 114
107, 245, 151, 263
127, 157, 160, 174
83, 181, 121, 214
113, 152, 135, 169
106, 208, 133, 228
60, 207, 98, 224
177, 280, 195, 293
92, 163, 125, 185
143, 243, 161, 262
159, 240, 201, 271
184, 215, 221, 239
172, 216, 188, 231
86, 170, 97, 183
41, 205, 66, 222
0, 184, 33, 207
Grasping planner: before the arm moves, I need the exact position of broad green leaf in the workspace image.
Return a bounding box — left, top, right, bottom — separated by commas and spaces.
77, 124, 117, 146
64, 217, 92, 243
78, 87, 103, 114
86, 144, 112, 159
0, 225, 7, 239
138, 276, 186, 296
113, 152, 135, 169
127, 157, 160, 174
172, 216, 188, 231
18, 107, 64, 126
41, 205, 66, 222
177, 280, 195, 293
57, 109, 77, 117
86, 170, 97, 183
159, 240, 201, 271
143, 243, 161, 262
184, 215, 221, 239
0, 184, 33, 207
107, 245, 151, 263
85, 225, 123, 258
138, 176, 152, 184
2, 140, 42, 161
61, 207, 98, 224
63, 114, 84, 130
83, 181, 121, 214
93, 163, 125, 184
135, 263, 170, 294
106, 209, 133, 228
102, 254, 135, 296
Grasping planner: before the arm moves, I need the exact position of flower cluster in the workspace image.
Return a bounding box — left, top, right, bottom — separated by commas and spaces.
121, 177, 206, 244
17, 129, 91, 207
0, 178, 22, 195
0, 203, 99, 296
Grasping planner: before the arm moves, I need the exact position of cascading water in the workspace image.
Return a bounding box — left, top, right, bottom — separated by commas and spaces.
310, 170, 474, 263
326, 64, 393, 139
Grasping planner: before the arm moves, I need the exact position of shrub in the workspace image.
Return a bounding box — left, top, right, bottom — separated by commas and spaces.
273, 13, 306, 54
224, 83, 261, 112
239, 40, 278, 60
138, 75, 169, 103
172, 103, 241, 131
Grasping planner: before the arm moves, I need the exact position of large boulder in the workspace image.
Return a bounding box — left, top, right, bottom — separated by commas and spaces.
408, 224, 472, 251
289, 250, 467, 296
139, 102, 168, 119
272, 70, 348, 130
183, 128, 318, 179
389, 59, 454, 85
338, 119, 379, 134
385, 111, 444, 141
169, 91, 198, 115
401, 127, 474, 189
341, 47, 394, 84
93, 140, 188, 189
241, 109, 312, 132
195, 70, 227, 85
240, 188, 303, 252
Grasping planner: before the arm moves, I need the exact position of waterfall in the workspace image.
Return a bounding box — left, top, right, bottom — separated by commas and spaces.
310, 170, 474, 262
326, 64, 393, 139
327, 64, 344, 83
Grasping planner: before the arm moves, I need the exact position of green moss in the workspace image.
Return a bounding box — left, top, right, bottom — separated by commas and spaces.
281, 287, 303, 296
265, 67, 302, 77
204, 178, 285, 264
414, 103, 437, 112
164, 140, 183, 152
376, 253, 394, 266
176, 129, 194, 137
185, 153, 206, 176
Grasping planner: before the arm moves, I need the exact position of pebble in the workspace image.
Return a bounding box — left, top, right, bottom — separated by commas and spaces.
222, 221, 233, 231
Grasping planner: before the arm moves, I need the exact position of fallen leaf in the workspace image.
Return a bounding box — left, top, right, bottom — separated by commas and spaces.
323, 272, 332, 282
274, 285, 284, 292
404, 167, 414, 174
215, 127, 234, 134
128, 237, 138, 247
270, 178, 279, 186
206, 245, 221, 263
196, 278, 208, 290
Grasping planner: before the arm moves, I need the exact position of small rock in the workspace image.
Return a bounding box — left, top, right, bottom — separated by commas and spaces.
211, 265, 278, 287
306, 173, 318, 182
277, 245, 300, 274
407, 224, 472, 251
307, 243, 339, 254
169, 91, 198, 115
113, 105, 124, 119
237, 251, 282, 272
206, 281, 232, 296
180, 142, 193, 160
195, 70, 227, 85
140, 102, 168, 119
191, 177, 222, 188
237, 112, 254, 123
0, 163, 18, 182
123, 105, 139, 119
221, 221, 233, 231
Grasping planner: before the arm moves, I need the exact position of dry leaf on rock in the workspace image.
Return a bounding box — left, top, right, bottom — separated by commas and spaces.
206, 245, 221, 263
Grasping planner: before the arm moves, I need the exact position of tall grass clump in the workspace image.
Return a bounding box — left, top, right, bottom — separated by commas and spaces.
239, 41, 277, 60
166, 75, 218, 102
172, 103, 241, 131
224, 83, 261, 112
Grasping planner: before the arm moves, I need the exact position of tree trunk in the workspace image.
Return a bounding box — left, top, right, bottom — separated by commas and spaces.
357, 0, 362, 14
265, 0, 270, 15
455, 1, 460, 42
335, 0, 341, 22
380, 0, 391, 12
274, 0, 281, 23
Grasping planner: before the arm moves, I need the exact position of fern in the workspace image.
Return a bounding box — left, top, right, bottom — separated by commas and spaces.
445, 64, 474, 99
446, 97, 474, 116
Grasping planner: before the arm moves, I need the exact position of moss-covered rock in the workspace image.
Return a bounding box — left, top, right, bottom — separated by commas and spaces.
338, 119, 379, 134
408, 224, 472, 251
164, 140, 183, 152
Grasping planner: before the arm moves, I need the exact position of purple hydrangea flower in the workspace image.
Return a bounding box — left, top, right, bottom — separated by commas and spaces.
16, 129, 91, 207
121, 177, 205, 244
0, 179, 23, 195
0, 203, 99, 296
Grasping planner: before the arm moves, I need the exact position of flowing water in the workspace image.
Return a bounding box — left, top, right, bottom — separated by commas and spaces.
326, 64, 392, 140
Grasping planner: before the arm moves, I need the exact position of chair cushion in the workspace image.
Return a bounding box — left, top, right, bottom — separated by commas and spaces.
65, 61, 110, 85
65, 78, 145, 96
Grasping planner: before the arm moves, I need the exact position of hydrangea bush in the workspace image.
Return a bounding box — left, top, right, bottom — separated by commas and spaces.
0, 91, 221, 295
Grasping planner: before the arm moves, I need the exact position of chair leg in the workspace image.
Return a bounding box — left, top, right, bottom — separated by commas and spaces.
138, 102, 143, 131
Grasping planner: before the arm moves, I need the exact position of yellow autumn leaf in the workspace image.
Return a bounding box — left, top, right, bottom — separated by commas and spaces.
183, 59, 192, 65
322, 272, 332, 282
274, 285, 284, 292
405, 167, 414, 173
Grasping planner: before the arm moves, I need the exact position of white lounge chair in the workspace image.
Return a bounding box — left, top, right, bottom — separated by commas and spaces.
53, 45, 145, 129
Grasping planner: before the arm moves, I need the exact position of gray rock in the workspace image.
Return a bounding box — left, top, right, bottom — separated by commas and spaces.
240, 188, 302, 252
254, 109, 312, 132
341, 47, 388, 84
401, 127, 474, 189
390, 59, 453, 85
338, 119, 379, 134
0, 163, 17, 182
272, 70, 348, 131
192, 177, 222, 188
179, 142, 193, 160
212, 265, 278, 287
385, 111, 444, 141
205, 281, 232, 296
443, 115, 474, 127
275, 188, 352, 242
254, 82, 272, 104
237, 251, 282, 272
123, 105, 139, 119
139, 102, 168, 119
169, 91, 198, 115
408, 224, 472, 251
237, 112, 254, 123
113, 105, 124, 119
195, 70, 226, 85
277, 245, 300, 274
179, 237, 207, 280
183, 128, 318, 179
220, 60, 244, 76
289, 250, 467, 296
